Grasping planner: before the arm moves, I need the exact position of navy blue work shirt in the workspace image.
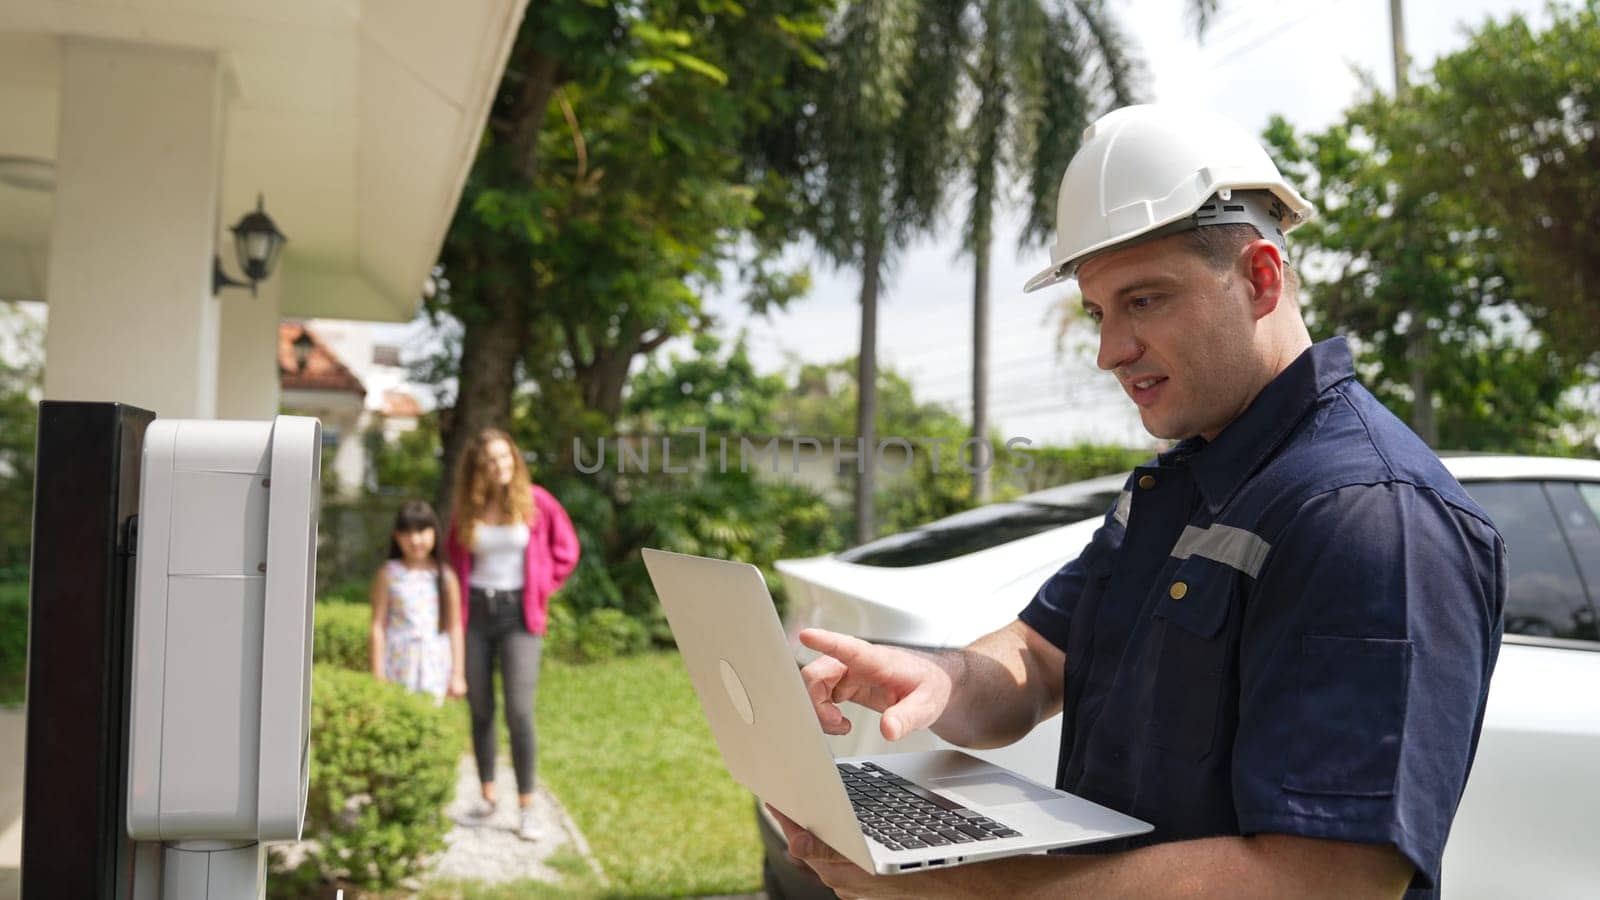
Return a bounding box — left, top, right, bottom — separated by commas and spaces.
1019, 338, 1506, 897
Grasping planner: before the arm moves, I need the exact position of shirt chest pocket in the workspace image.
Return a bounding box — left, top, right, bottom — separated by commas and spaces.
1145, 559, 1237, 762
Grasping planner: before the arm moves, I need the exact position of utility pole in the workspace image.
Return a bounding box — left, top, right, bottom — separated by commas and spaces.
1391, 0, 1438, 446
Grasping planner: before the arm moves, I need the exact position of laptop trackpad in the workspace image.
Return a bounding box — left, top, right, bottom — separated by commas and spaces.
928, 772, 1060, 808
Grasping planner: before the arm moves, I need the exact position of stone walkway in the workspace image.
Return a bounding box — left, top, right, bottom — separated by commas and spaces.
428, 754, 767, 898
427, 755, 604, 887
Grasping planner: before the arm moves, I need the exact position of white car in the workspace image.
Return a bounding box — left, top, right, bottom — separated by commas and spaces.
759, 456, 1600, 899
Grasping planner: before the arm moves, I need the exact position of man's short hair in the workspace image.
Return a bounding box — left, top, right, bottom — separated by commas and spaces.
1179, 223, 1302, 298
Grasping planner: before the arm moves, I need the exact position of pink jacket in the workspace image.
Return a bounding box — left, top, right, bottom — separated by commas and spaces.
446, 484, 580, 636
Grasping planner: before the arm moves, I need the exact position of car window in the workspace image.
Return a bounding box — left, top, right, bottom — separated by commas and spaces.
1544, 482, 1600, 607
837, 491, 1121, 568
1580, 483, 1600, 527
1463, 481, 1598, 641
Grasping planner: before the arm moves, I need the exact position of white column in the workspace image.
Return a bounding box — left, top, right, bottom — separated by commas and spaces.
42, 38, 227, 419
332, 409, 368, 495
215, 271, 282, 420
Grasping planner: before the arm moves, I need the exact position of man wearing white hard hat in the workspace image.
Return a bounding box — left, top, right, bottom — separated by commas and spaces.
775, 105, 1506, 898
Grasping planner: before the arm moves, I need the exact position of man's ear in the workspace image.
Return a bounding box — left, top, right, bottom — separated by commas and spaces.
1240, 239, 1284, 320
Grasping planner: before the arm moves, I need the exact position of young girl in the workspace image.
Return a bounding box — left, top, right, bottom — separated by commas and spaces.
370, 500, 466, 702
447, 429, 580, 841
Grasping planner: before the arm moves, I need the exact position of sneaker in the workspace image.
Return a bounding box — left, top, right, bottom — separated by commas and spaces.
466, 798, 498, 821
517, 806, 542, 842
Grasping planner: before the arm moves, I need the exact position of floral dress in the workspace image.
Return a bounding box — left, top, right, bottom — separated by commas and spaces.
382, 560, 452, 700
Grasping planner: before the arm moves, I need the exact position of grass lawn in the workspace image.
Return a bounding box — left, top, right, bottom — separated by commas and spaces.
533, 651, 763, 898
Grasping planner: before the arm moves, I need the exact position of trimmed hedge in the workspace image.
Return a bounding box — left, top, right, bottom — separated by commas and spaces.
314, 601, 371, 672
545, 601, 651, 663
274, 665, 464, 895
0, 580, 27, 706
319, 584, 647, 667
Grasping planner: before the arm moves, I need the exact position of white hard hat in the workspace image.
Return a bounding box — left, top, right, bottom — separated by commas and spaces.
1022, 104, 1314, 293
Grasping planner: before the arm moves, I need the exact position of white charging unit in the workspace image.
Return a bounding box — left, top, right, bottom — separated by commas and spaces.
126, 415, 320, 896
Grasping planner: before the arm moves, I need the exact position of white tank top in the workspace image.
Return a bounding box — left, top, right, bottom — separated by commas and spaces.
470, 521, 530, 591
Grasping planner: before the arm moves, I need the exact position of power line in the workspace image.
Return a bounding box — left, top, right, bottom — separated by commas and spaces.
938, 379, 1127, 419
905, 348, 1079, 388
928, 374, 1121, 410
1201, 0, 1346, 70
1198, 5, 1276, 49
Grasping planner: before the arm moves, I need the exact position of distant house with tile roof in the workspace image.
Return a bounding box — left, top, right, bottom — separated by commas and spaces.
279, 320, 425, 495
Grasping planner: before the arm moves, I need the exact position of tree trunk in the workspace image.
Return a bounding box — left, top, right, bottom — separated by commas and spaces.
972, 233, 991, 504
1408, 328, 1437, 447
436, 49, 561, 517
437, 282, 528, 519
971, 1, 1003, 504
855, 235, 884, 545
1389, 2, 1436, 446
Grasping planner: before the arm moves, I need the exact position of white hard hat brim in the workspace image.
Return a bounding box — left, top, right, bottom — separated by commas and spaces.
1023, 262, 1067, 294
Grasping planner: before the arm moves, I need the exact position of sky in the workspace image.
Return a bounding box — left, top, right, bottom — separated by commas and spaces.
691, 0, 1557, 449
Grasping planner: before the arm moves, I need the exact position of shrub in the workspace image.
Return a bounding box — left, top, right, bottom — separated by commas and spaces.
545, 600, 649, 664
314, 601, 371, 673
573, 607, 651, 663
0, 580, 28, 706
285, 666, 464, 893
318, 577, 372, 606
545, 599, 581, 662
1003, 443, 1153, 494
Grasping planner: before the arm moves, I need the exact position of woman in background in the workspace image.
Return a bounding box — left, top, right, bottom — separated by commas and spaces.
447, 428, 580, 842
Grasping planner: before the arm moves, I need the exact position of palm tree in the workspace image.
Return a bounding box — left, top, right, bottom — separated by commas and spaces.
795, 0, 969, 544
961, 0, 1216, 502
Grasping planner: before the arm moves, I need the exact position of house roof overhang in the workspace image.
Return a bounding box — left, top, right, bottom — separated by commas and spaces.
0, 0, 528, 322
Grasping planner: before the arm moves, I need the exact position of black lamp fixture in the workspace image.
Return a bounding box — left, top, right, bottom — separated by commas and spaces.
291, 328, 315, 373
214, 194, 288, 296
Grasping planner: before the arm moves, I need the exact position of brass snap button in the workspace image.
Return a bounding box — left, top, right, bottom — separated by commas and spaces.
1138, 474, 1156, 490
1169, 581, 1188, 600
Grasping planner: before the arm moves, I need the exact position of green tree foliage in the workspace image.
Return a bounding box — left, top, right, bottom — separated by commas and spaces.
1267, 122, 1593, 451
0, 302, 41, 571
433, 0, 832, 515
542, 334, 842, 638
780, 356, 978, 535
625, 332, 791, 436
368, 415, 443, 501
1260, 5, 1600, 454
0, 581, 26, 706
1403, 1, 1600, 362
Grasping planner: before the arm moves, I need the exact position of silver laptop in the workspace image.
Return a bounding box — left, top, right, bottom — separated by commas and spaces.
641, 548, 1152, 875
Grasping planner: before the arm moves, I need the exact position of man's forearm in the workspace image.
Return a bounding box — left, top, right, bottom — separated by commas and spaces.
878, 834, 1412, 900
928, 622, 1063, 749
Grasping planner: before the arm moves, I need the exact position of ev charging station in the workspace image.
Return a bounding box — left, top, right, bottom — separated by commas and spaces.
23, 403, 321, 899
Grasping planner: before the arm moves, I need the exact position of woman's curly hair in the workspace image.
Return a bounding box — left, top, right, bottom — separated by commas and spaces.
452, 428, 535, 548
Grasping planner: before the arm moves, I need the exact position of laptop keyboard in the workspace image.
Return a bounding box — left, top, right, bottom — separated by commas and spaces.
837, 761, 1023, 851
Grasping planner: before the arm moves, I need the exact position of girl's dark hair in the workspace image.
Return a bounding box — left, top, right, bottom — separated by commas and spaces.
387, 499, 450, 632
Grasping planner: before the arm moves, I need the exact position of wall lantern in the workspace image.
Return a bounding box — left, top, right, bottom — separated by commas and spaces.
291, 329, 315, 374
214, 194, 288, 296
